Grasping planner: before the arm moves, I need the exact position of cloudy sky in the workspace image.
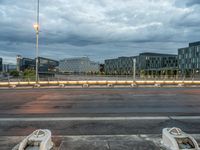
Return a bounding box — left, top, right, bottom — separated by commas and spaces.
0, 0, 200, 63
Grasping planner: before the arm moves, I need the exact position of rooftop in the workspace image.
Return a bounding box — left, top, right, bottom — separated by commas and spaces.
189, 41, 200, 47
139, 52, 177, 57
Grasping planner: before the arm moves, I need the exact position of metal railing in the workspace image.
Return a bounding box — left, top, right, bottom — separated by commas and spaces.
0, 74, 200, 87
1, 74, 200, 82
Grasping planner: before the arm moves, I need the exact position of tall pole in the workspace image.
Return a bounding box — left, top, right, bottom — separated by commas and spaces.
35, 0, 39, 83
133, 58, 136, 81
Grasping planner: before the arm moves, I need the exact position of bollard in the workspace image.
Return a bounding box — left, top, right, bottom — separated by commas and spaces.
177, 83, 184, 87
130, 83, 137, 87
162, 127, 199, 150
154, 83, 161, 87
59, 84, 65, 88
34, 84, 41, 88
107, 84, 113, 88
10, 84, 16, 89
82, 84, 89, 88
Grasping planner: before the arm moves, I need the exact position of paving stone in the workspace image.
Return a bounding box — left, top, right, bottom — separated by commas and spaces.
60, 140, 109, 150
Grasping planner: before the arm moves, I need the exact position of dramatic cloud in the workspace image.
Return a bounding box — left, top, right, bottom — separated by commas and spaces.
185, 0, 200, 6
0, 0, 200, 63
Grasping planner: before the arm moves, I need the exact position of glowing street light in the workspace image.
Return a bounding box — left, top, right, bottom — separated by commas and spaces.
33, 24, 39, 32
34, 0, 40, 83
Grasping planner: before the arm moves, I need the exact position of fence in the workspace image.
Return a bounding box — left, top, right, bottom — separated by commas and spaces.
1, 74, 200, 82
0, 74, 200, 87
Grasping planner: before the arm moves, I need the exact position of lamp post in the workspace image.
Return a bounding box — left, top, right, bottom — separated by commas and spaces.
33, 0, 40, 83
196, 70, 199, 80
132, 58, 136, 81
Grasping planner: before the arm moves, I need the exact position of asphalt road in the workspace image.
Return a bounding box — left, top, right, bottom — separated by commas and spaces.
0, 87, 200, 135
0, 87, 200, 118
0, 88, 200, 149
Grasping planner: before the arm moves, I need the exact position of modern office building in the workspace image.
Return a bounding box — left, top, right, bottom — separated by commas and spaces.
38, 57, 59, 73
16, 55, 59, 75
16, 55, 35, 72
104, 58, 118, 75
105, 53, 177, 76
178, 41, 200, 76
59, 57, 99, 73
105, 56, 139, 75
0, 58, 2, 72
99, 64, 105, 73
16, 55, 21, 71
139, 52, 178, 77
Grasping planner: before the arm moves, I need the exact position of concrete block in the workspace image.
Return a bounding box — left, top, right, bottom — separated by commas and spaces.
162, 127, 199, 150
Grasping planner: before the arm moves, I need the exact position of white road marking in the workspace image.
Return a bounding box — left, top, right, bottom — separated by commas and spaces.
0, 116, 169, 121
171, 116, 200, 120
0, 116, 199, 121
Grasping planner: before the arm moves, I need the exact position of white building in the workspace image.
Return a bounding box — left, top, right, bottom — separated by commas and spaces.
59, 57, 99, 73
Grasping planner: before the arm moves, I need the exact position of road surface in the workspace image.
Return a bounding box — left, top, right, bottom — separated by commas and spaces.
0, 88, 200, 149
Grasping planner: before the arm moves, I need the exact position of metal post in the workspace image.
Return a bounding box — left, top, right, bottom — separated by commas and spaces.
35, 0, 39, 83
133, 58, 136, 81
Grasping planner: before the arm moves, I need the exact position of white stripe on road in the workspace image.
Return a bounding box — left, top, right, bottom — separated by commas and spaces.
0, 116, 169, 121
171, 116, 200, 120
0, 116, 199, 121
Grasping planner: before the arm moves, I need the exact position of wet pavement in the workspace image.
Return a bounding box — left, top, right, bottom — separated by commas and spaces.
0, 88, 200, 117
0, 88, 200, 149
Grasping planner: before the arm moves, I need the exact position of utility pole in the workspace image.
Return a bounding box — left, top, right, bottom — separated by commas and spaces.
133, 58, 136, 81
34, 0, 40, 83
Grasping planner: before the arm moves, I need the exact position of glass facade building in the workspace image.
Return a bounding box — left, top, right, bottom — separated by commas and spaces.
105, 53, 177, 76
139, 53, 178, 76
105, 56, 139, 75
16, 55, 59, 74
178, 41, 200, 76
38, 57, 59, 73
59, 57, 99, 73
0, 58, 2, 72
16, 55, 35, 72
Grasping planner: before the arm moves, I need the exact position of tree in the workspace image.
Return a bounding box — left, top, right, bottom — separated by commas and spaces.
9, 70, 19, 77
140, 70, 146, 78
23, 69, 35, 80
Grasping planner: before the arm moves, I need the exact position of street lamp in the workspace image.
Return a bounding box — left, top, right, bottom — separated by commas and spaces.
132, 58, 136, 81
196, 70, 199, 79
34, 0, 40, 83
33, 24, 39, 31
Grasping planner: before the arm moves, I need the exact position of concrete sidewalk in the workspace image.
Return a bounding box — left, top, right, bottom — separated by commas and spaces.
2, 134, 200, 150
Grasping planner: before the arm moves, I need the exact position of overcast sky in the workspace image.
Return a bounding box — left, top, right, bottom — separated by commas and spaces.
0, 0, 200, 64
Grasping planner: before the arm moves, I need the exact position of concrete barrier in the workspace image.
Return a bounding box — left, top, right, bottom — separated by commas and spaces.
13, 129, 53, 150
162, 127, 199, 150
154, 83, 161, 87
130, 83, 137, 87
82, 84, 89, 88
107, 84, 114, 87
